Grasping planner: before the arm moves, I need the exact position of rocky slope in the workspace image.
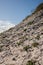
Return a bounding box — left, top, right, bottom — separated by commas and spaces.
0, 3, 43, 65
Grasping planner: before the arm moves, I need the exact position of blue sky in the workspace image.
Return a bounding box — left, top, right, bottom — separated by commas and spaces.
0, 0, 43, 32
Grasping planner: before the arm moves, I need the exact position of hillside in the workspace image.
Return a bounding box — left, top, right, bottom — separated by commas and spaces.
32, 3, 43, 14
0, 3, 43, 65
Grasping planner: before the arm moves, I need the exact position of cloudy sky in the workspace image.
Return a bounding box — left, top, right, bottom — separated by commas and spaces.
0, 20, 15, 32
0, 0, 43, 33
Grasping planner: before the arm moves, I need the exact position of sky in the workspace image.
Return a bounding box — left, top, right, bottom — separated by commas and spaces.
0, 0, 43, 32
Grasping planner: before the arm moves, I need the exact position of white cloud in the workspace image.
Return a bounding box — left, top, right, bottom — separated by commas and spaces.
0, 20, 15, 33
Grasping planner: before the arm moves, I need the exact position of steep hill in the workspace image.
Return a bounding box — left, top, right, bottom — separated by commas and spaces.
33, 3, 43, 13
0, 3, 43, 65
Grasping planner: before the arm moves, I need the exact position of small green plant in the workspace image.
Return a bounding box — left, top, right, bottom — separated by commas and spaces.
23, 45, 31, 51
26, 60, 35, 65
17, 42, 21, 46
35, 34, 40, 40
0, 45, 3, 52
28, 21, 34, 25
16, 39, 23, 46
32, 42, 39, 47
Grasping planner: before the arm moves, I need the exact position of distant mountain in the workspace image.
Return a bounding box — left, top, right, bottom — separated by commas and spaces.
0, 3, 43, 65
